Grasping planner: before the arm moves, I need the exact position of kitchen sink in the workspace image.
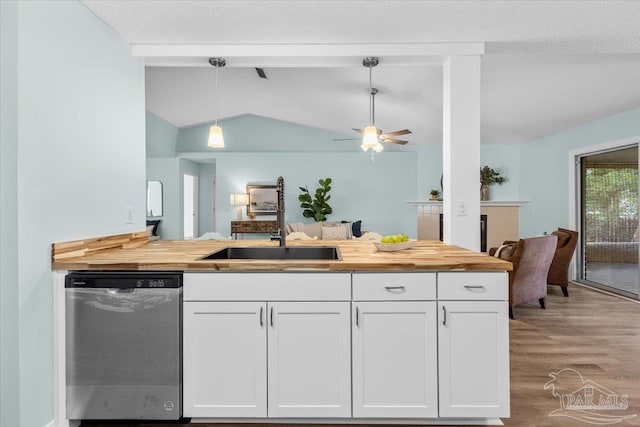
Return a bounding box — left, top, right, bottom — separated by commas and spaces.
198, 246, 341, 261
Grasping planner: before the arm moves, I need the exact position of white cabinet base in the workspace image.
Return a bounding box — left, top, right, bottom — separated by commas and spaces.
268, 302, 351, 418
352, 301, 438, 418
438, 301, 510, 418
183, 302, 267, 418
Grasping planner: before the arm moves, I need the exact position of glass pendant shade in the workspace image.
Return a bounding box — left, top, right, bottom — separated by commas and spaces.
208, 125, 224, 148
373, 142, 384, 153
361, 125, 379, 151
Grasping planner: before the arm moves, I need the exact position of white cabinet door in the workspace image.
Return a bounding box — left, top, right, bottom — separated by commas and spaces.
352, 302, 438, 418
267, 302, 351, 418
183, 302, 267, 418
438, 301, 510, 418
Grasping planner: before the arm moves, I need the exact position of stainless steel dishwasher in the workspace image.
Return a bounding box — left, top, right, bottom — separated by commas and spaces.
65, 272, 182, 420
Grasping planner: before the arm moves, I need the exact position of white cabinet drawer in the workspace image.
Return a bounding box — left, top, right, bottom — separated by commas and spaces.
438, 272, 508, 301
352, 273, 436, 301
184, 273, 351, 301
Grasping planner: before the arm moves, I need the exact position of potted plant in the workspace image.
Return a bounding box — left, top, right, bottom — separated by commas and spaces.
298, 178, 333, 222
430, 189, 440, 200
480, 166, 506, 201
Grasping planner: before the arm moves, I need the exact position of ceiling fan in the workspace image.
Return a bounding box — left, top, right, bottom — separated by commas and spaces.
333, 57, 412, 152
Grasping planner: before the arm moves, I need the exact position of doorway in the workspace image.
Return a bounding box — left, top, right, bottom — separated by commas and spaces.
183, 173, 198, 239
577, 145, 639, 298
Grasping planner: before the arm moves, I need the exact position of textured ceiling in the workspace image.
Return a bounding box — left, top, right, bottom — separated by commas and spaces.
82, 0, 640, 145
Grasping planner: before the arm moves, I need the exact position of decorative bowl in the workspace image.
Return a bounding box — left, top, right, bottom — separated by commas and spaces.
373, 240, 416, 252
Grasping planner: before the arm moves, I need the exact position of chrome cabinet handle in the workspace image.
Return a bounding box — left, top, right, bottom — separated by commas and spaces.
259, 306, 264, 327
442, 305, 447, 326
270, 307, 274, 327
384, 285, 406, 292
355, 306, 360, 327
464, 285, 485, 290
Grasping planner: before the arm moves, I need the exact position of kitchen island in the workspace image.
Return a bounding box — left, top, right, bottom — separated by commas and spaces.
52, 232, 512, 426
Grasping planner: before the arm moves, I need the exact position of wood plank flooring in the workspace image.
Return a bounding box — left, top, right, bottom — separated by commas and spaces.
81, 284, 640, 427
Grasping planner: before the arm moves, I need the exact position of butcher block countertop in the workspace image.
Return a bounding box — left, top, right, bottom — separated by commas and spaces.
51, 232, 512, 272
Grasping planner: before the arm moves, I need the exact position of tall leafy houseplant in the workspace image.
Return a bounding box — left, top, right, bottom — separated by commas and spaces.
298, 178, 333, 222
480, 166, 506, 201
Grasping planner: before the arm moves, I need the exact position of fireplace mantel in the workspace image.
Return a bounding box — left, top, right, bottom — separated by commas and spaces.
407, 200, 529, 207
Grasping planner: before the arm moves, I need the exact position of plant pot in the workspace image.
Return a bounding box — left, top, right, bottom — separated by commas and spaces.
430, 195, 439, 200
480, 185, 490, 201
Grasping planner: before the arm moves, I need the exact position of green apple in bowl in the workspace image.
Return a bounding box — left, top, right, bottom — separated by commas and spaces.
382, 234, 409, 244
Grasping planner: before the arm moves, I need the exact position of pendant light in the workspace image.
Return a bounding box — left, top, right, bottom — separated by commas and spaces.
361, 57, 384, 153
208, 57, 226, 148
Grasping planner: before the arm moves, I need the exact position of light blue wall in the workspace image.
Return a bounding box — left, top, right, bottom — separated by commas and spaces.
0, 2, 20, 426
481, 144, 521, 201
518, 107, 640, 237
147, 110, 178, 157
416, 144, 443, 200
147, 158, 182, 239
198, 163, 217, 234
151, 91, 640, 245
12, 2, 146, 426
170, 115, 417, 238
212, 152, 417, 237
415, 143, 521, 201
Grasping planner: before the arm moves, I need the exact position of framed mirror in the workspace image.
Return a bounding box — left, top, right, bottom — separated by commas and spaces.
146, 180, 163, 217
246, 184, 277, 216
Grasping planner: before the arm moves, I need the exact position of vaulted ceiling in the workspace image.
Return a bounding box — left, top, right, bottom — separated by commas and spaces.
82, 1, 640, 146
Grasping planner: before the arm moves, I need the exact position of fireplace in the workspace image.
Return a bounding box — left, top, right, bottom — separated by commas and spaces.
439, 214, 488, 252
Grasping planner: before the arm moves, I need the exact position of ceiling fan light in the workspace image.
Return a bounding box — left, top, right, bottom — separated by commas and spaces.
361, 125, 379, 151
208, 125, 224, 148
373, 142, 384, 153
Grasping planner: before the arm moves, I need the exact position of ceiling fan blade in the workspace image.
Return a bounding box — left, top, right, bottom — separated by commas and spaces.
382, 138, 409, 145
382, 129, 412, 137
352, 128, 363, 135
332, 138, 360, 141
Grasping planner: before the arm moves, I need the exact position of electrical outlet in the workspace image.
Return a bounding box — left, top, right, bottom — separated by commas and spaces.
456, 200, 466, 216
125, 206, 134, 224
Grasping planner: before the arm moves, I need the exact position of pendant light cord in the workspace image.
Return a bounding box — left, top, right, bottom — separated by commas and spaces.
369, 66, 373, 126
215, 63, 219, 127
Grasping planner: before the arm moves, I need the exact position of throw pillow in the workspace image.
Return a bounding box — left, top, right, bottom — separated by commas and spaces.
300, 222, 323, 239
146, 219, 161, 236
340, 220, 362, 238
352, 220, 362, 237
322, 226, 349, 240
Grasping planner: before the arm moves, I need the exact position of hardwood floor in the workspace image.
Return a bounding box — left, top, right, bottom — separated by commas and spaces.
505, 283, 640, 426
82, 284, 640, 427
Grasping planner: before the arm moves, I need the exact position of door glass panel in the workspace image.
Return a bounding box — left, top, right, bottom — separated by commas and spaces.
580, 146, 638, 297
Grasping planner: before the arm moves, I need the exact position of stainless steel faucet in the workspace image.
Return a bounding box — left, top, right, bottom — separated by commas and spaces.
271, 176, 286, 247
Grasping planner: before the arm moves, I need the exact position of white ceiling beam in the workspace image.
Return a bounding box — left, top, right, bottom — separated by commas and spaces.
132, 42, 485, 67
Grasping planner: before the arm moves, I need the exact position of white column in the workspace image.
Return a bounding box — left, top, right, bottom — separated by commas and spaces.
442, 56, 481, 251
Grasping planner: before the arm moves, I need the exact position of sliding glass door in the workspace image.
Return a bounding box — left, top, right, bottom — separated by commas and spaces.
577, 145, 639, 298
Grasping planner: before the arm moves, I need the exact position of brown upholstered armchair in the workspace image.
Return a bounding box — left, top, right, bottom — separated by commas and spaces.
494, 235, 558, 319
547, 228, 579, 297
